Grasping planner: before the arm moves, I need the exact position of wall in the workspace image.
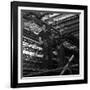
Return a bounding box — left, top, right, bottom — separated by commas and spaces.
0, 0, 89, 90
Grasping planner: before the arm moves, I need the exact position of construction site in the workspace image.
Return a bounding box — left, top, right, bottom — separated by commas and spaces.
21, 10, 79, 77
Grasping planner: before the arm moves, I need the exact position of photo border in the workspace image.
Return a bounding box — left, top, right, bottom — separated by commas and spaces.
11, 1, 88, 88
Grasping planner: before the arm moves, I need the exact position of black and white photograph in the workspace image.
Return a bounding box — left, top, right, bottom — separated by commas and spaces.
22, 10, 80, 77
11, 1, 87, 88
